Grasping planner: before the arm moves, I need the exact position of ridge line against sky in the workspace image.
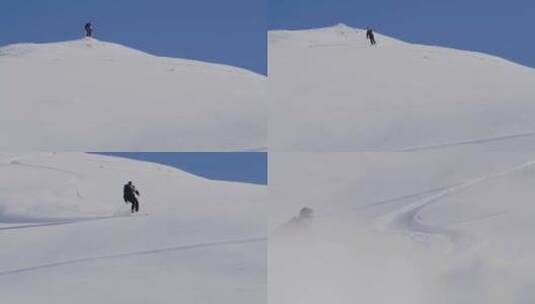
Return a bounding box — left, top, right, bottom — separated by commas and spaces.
268, 0, 535, 69
91, 153, 267, 185
0, 0, 266, 74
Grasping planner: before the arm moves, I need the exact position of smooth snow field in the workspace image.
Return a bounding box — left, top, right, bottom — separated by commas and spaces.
0, 153, 266, 303
0, 38, 266, 151
269, 24, 535, 151
270, 152, 535, 304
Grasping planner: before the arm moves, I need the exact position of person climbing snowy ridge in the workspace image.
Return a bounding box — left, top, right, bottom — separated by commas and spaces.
84, 22, 93, 37
366, 27, 376, 45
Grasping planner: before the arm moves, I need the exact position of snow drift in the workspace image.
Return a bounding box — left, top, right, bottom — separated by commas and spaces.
0, 38, 266, 151
269, 152, 535, 304
269, 24, 535, 151
0, 153, 266, 303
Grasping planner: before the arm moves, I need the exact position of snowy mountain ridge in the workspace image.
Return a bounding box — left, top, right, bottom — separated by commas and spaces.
271, 23, 533, 69
0, 152, 266, 303
270, 23, 408, 47
0, 38, 261, 76
1, 38, 267, 151
269, 24, 535, 151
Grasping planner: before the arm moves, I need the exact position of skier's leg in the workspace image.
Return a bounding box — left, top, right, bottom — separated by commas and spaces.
129, 200, 135, 213
133, 197, 139, 213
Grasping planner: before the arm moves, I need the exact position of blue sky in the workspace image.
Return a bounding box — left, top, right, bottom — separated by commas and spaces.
0, 0, 266, 74
92, 152, 267, 185
269, 0, 535, 68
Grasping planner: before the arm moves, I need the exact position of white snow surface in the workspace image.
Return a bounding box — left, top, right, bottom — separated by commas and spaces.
269, 24, 535, 151
0, 152, 266, 303
0, 38, 266, 151
270, 152, 535, 304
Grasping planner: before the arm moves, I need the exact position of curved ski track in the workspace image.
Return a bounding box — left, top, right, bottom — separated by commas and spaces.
384, 160, 535, 250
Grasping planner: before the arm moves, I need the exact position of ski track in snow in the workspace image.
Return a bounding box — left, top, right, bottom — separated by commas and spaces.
310, 183, 464, 223
384, 160, 535, 250
0, 214, 140, 231
363, 183, 464, 210
9, 159, 84, 180
0, 158, 98, 225
0, 236, 266, 277
396, 132, 535, 152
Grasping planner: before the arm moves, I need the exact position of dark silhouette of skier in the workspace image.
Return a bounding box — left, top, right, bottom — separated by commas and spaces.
84, 22, 93, 37
274, 206, 315, 235
123, 181, 140, 213
289, 207, 314, 225
366, 27, 376, 46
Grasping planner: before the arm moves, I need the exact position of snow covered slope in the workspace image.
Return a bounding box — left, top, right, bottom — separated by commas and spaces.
269, 24, 535, 151
0, 38, 266, 151
270, 152, 535, 304
0, 153, 266, 303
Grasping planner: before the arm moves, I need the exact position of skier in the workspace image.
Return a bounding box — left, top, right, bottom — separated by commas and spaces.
289, 207, 314, 225
123, 181, 140, 213
84, 22, 93, 37
273, 207, 315, 235
366, 27, 376, 46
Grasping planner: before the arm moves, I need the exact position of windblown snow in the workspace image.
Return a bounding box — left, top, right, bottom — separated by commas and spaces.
269, 24, 535, 151
0, 38, 266, 151
0, 153, 266, 303
270, 152, 535, 304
